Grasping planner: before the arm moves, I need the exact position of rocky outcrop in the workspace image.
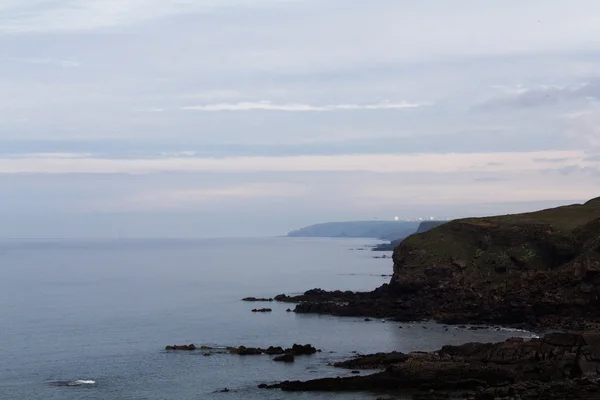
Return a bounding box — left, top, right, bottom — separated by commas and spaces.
165, 344, 196, 350
251, 308, 272, 312
229, 344, 318, 356
242, 297, 273, 302
261, 333, 600, 398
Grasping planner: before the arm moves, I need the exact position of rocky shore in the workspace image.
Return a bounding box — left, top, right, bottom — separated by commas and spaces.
273, 198, 600, 332
261, 332, 600, 399
251, 198, 600, 398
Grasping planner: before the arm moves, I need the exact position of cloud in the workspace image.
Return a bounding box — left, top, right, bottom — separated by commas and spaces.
358, 177, 599, 206
0, 0, 295, 33
564, 108, 600, 151
2, 152, 93, 159
478, 80, 600, 110
7, 57, 81, 68
0, 150, 593, 175
557, 165, 600, 176
474, 177, 504, 182
105, 183, 307, 211
533, 157, 574, 163
181, 100, 425, 112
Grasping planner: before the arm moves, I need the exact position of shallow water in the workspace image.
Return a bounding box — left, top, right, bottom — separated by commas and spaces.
0, 238, 535, 399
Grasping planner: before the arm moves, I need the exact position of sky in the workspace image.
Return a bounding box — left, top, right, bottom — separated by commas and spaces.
0, 0, 599, 238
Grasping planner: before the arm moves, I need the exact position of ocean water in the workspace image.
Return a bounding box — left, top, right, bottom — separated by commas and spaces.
0, 237, 536, 400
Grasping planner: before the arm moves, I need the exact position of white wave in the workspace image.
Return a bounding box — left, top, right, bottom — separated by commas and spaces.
67, 380, 96, 386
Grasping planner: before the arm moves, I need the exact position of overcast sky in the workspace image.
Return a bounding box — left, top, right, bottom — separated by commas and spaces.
0, 0, 599, 238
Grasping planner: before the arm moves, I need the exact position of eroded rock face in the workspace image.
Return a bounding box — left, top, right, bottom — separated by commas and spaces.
261, 333, 600, 398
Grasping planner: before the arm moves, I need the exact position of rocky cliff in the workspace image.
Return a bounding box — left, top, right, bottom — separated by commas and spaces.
386, 197, 600, 327
373, 220, 447, 251
278, 198, 600, 330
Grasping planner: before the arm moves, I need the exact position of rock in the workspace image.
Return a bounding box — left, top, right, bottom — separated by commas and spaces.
334, 352, 409, 369
365, 318, 372, 322
264, 346, 285, 355
228, 344, 318, 356
286, 344, 318, 355
286, 308, 292, 312
242, 297, 273, 302
165, 344, 196, 351
274, 353, 295, 362
251, 308, 272, 312
261, 332, 600, 398
232, 346, 264, 355
271, 198, 600, 332
218, 388, 230, 392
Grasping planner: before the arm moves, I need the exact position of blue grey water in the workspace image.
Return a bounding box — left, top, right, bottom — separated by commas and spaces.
0, 237, 535, 400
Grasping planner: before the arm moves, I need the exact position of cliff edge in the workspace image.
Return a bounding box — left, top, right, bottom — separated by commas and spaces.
387, 197, 600, 327
281, 198, 600, 329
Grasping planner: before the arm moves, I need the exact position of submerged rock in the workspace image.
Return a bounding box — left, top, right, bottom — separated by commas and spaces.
273, 354, 295, 363
251, 308, 272, 312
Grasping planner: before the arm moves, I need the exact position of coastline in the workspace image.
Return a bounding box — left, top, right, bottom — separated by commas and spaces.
249, 198, 600, 398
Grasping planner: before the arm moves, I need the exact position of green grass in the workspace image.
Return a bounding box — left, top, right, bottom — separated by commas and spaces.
392, 197, 600, 283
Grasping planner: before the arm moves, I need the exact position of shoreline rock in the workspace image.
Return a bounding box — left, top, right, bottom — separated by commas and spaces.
270, 198, 600, 332
165, 344, 196, 351
260, 333, 600, 398
251, 308, 272, 312
242, 297, 274, 302
229, 344, 319, 356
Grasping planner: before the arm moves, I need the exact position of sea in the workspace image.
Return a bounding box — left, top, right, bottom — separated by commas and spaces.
0, 237, 537, 400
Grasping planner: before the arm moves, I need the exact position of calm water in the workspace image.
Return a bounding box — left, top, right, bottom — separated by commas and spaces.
0, 238, 535, 400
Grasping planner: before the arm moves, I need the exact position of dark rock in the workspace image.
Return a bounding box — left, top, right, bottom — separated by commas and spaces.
273, 353, 295, 362
286, 344, 318, 355
165, 344, 196, 351
251, 308, 272, 312
232, 346, 264, 355
262, 332, 600, 398
272, 198, 600, 332
228, 344, 318, 356
286, 308, 292, 312
266, 346, 285, 355
242, 297, 273, 302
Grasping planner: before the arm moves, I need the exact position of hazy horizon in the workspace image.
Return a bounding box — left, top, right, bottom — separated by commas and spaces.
1, 1, 600, 238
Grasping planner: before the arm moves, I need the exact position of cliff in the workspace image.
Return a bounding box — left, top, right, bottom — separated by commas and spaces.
372, 220, 447, 251
287, 220, 418, 239
279, 197, 600, 330
388, 197, 600, 327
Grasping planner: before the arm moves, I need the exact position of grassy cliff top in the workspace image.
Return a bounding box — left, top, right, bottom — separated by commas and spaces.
391, 197, 600, 286
458, 197, 600, 233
